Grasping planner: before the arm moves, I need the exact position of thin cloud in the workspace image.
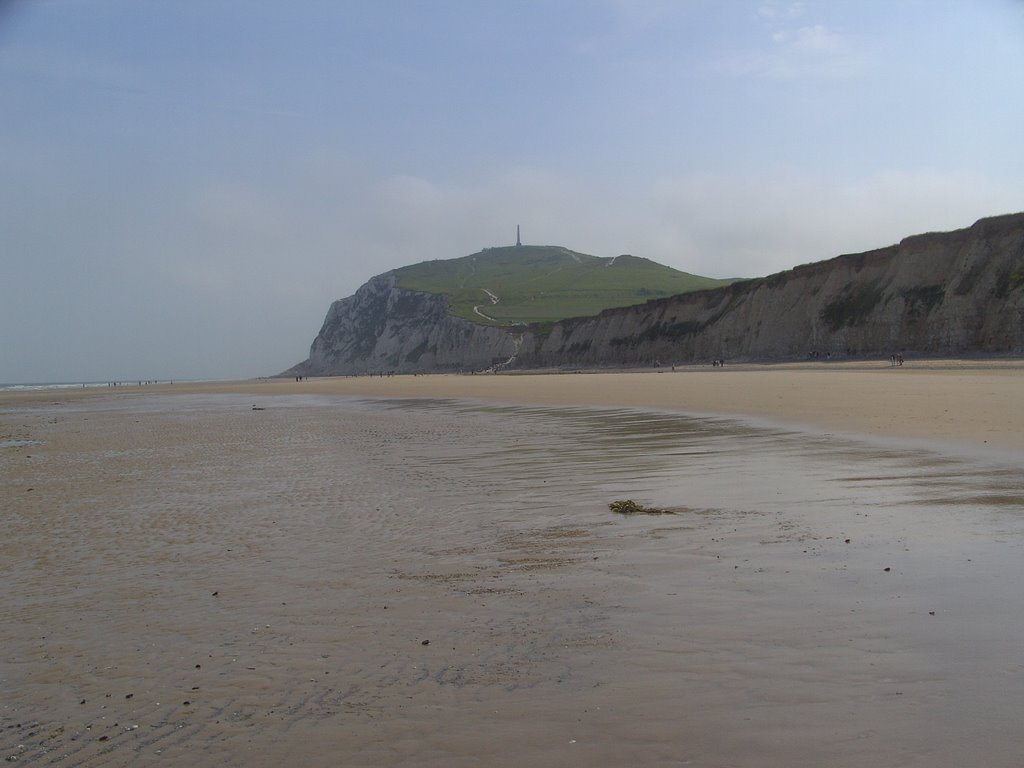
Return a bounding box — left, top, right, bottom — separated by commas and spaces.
707, 6, 873, 79
757, 2, 805, 20
644, 168, 1018, 277
793, 24, 843, 52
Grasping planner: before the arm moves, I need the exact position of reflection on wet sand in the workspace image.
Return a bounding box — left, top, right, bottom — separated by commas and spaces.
2, 394, 1023, 767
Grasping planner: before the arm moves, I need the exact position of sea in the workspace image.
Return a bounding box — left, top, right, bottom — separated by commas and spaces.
0, 379, 187, 392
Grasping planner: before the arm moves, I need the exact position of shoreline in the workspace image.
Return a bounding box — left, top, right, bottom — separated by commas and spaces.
4, 359, 1022, 451
4, 367, 1024, 766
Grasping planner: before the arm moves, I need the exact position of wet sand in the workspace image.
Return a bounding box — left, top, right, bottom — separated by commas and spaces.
14, 358, 1020, 450
2, 365, 1024, 766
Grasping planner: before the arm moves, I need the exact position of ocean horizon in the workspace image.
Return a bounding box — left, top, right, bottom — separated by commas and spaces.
0, 379, 193, 392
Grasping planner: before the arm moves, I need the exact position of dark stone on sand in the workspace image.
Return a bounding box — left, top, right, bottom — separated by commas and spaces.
421, 639, 430, 645
125, 693, 133, 699
609, 499, 674, 515
884, 567, 891, 572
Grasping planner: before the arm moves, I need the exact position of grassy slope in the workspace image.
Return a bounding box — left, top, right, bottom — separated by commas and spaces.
394, 245, 729, 325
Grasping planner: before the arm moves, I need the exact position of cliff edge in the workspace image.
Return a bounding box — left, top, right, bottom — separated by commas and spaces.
285, 273, 517, 375
284, 212, 1024, 376
513, 212, 1024, 367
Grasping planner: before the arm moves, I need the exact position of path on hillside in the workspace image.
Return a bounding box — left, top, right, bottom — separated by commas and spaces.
490, 333, 524, 372
472, 288, 500, 322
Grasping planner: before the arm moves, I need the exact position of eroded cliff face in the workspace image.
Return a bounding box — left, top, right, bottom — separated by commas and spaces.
286, 213, 1024, 376
286, 273, 516, 375
514, 213, 1024, 366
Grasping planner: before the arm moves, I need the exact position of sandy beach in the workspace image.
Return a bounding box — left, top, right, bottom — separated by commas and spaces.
2, 363, 1024, 766
14, 359, 1020, 449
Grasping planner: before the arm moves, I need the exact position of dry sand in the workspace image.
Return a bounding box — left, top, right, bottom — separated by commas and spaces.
2, 363, 1023, 766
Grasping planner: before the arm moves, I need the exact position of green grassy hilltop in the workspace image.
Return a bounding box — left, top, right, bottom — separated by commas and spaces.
394, 245, 730, 325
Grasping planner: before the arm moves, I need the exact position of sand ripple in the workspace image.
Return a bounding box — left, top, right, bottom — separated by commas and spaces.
3, 394, 1024, 766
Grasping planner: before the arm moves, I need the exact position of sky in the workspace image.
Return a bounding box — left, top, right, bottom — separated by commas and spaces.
2, 0, 1023, 382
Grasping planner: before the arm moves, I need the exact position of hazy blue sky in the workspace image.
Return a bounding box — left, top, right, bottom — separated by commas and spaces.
3, 0, 1023, 382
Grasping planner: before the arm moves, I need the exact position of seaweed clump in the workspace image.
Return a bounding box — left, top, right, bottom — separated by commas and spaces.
609, 499, 674, 515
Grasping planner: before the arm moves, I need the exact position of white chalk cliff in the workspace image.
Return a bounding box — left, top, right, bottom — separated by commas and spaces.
285, 213, 1024, 375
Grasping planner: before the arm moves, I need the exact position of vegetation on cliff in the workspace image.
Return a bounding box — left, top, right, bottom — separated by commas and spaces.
394, 245, 731, 325
288, 212, 1024, 377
